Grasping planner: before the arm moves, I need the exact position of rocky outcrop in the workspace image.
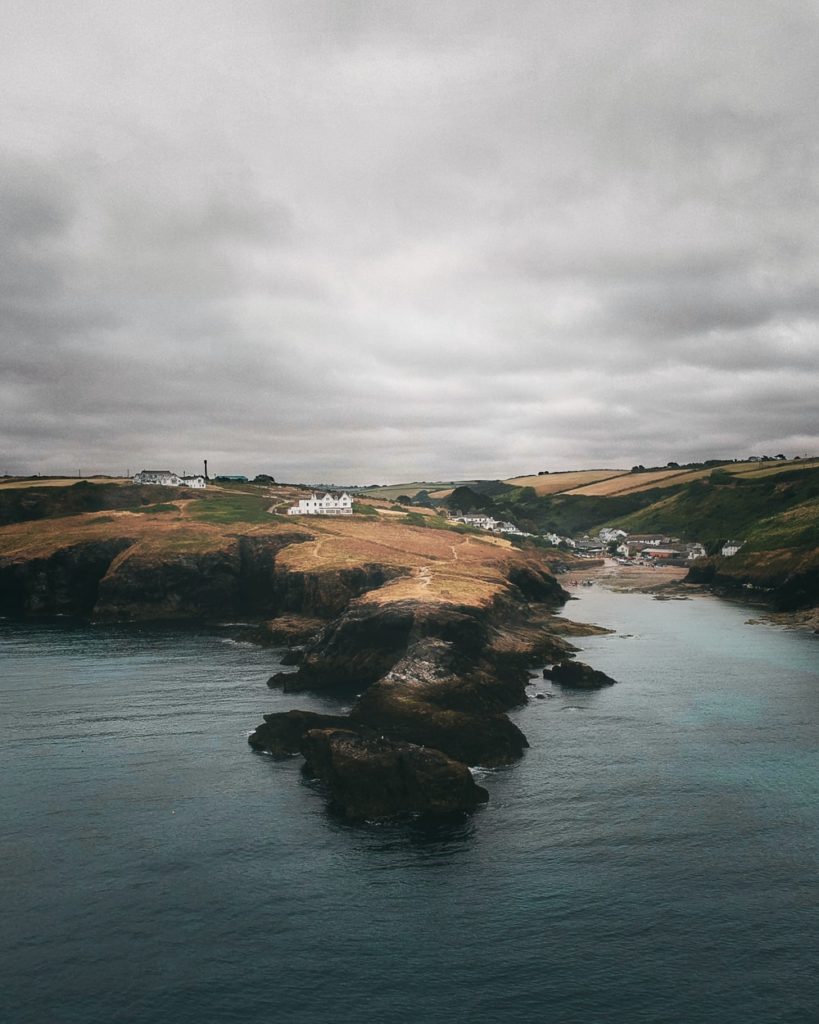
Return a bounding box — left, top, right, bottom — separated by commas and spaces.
350, 637, 529, 766
248, 710, 353, 757
300, 727, 489, 820
1, 505, 619, 821
282, 599, 490, 694
544, 660, 617, 689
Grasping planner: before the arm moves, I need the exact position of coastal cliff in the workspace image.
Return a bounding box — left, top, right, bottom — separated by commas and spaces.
0, 483, 589, 820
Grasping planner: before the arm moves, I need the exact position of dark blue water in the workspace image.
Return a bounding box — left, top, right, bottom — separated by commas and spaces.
1, 592, 817, 1024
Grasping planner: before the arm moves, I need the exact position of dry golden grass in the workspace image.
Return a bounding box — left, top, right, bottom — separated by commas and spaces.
568, 468, 703, 496
264, 517, 524, 608
504, 470, 625, 495
0, 491, 554, 612
725, 458, 819, 479
567, 458, 817, 496
0, 477, 130, 490
0, 506, 280, 562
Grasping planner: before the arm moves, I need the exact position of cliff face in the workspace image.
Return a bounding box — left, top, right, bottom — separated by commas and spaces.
0, 539, 135, 617
0, 529, 393, 622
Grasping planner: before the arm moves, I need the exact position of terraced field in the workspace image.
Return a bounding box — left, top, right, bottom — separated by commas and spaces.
503, 469, 625, 495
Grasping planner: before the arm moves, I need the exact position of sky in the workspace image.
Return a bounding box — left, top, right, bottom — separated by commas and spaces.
1, 0, 817, 484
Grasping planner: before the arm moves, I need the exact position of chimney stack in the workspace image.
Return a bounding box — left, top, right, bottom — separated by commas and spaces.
204, 459, 208, 481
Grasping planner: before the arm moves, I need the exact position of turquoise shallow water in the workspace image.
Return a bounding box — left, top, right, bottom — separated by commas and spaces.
1, 591, 817, 1024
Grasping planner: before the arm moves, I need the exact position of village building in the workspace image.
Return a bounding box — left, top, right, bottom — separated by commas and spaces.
287, 492, 354, 516
627, 533, 673, 547
575, 538, 605, 555
599, 527, 627, 543
685, 543, 707, 560
451, 514, 532, 537
721, 540, 743, 557
133, 469, 207, 488
133, 470, 180, 486
640, 547, 682, 560
453, 514, 499, 531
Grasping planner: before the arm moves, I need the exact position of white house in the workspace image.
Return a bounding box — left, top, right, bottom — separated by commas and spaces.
133, 470, 180, 486
453, 514, 499, 531
287, 492, 354, 516
133, 469, 207, 488
721, 540, 743, 557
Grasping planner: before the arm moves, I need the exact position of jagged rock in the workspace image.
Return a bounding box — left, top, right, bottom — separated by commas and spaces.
300, 727, 489, 820
247, 614, 327, 646
543, 660, 617, 689
266, 672, 294, 689
350, 637, 528, 766
248, 710, 353, 757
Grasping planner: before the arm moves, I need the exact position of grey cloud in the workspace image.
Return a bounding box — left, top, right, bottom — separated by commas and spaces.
1, 1, 817, 481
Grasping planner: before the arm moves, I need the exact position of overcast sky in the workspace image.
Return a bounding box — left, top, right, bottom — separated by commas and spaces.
1, 1, 817, 483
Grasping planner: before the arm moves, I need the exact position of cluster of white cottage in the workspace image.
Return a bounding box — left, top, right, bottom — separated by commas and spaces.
132, 470, 206, 488
287, 492, 353, 516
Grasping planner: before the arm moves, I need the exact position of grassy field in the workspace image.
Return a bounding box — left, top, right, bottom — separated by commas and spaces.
0, 477, 130, 490
503, 470, 625, 495
356, 482, 466, 499
567, 468, 702, 496
186, 490, 273, 524
612, 464, 819, 545
565, 459, 816, 497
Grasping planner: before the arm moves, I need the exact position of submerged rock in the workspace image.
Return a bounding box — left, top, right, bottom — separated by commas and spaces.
300, 727, 489, 820
543, 660, 617, 689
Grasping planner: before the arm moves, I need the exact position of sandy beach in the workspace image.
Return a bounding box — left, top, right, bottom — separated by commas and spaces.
564, 558, 694, 594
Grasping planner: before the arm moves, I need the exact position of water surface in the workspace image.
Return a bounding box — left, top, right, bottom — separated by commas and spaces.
1, 594, 817, 1024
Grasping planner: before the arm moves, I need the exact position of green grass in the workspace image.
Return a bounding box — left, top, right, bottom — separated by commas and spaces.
614, 466, 819, 547
188, 492, 272, 525
357, 481, 469, 499
123, 503, 179, 515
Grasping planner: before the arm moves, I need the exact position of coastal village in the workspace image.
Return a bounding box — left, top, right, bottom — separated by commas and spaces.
129, 465, 739, 565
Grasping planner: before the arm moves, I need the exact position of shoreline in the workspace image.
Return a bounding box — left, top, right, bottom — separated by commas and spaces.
564, 559, 695, 594
566, 558, 819, 632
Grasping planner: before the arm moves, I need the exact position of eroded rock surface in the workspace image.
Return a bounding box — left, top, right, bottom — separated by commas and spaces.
544, 660, 617, 689
300, 727, 489, 820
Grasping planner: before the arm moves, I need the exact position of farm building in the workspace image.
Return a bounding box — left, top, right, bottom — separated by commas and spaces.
287, 492, 353, 516
133, 470, 207, 488
133, 470, 180, 486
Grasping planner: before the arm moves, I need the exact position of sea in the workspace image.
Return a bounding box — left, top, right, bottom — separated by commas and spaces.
1, 587, 817, 1024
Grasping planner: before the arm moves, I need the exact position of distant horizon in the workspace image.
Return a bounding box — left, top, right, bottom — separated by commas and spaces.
3, 450, 817, 490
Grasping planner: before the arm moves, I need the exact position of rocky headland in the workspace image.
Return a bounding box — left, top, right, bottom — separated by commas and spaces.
0, 482, 604, 820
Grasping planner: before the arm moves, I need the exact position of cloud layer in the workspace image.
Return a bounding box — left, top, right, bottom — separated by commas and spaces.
2, 1, 817, 482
